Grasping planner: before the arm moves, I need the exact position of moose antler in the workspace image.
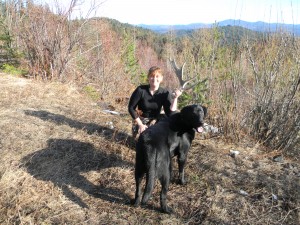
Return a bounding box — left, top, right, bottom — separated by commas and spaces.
170, 58, 198, 91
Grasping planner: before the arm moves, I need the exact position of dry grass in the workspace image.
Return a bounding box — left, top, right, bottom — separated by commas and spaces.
0, 74, 299, 224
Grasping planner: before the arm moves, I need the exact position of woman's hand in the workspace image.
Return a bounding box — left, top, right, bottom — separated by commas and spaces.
173, 89, 183, 99
170, 89, 183, 111
135, 117, 148, 134
138, 124, 148, 134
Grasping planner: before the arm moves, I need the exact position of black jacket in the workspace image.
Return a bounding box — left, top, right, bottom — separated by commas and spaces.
128, 85, 173, 119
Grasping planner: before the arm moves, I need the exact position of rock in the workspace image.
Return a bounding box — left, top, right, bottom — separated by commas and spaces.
105, 121, 114, 129
239, 190, 249, 196
230, 149, 240, 158
103, 110, 120, 115
272, 193, 278, 201
203, 123, 219, 133
273, 155, 284, 162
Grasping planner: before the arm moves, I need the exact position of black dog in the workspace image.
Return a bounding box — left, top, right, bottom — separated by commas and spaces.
132, 104, 207, 213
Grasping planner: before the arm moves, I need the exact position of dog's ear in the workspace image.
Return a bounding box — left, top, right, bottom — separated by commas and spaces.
202, 106, 208, 118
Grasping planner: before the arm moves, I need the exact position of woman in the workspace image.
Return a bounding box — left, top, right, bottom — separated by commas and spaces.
128, 66, 182, 139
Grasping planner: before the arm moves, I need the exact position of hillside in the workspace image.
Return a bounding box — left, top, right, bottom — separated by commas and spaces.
0, 74, 299, 224
137, 19, 300, 36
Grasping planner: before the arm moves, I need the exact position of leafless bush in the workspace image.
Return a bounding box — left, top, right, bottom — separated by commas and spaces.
179, 28, 299, 156
16, 1, 81, 80
78, 19, 133, 101
3, 1, 98, 81
244, 33, 300, 154
2, 1, 134, 104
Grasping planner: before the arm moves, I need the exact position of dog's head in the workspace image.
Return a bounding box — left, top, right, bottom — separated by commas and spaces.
180, 104, 207, 132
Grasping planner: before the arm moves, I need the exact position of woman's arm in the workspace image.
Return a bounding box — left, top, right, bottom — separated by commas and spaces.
128, 87, 141, 119
128, 86, 148, 134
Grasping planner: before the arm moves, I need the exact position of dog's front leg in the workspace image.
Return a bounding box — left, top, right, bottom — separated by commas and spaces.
178, 155, 187, 185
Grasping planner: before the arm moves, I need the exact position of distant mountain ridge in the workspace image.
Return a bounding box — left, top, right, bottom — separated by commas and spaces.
137, 19, 300, 36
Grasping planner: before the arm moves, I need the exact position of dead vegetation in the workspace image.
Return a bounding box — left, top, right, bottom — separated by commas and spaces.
0, 74, 299, 224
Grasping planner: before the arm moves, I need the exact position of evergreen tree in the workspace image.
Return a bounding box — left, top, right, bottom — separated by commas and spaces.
0, 1, 19, 67
121, 28, 145, 85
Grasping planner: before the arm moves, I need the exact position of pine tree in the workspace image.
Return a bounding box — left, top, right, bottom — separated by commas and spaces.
0, 1, 19, 68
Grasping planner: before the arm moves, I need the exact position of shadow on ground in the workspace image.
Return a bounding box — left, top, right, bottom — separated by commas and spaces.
22, 110, 136, 208
22, 138, 133, 208
24, 109, 136, 148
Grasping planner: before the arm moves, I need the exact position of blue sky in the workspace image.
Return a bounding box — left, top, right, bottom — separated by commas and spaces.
38, 0, 299, 25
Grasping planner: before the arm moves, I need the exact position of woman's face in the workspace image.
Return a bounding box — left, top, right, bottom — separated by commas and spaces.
148, 73, 163, 89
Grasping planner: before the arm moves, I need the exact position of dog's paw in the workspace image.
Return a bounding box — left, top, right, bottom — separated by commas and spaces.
170, 177, 177, 184
130, 199, 140, 207
177, 179, 187, 185
161, 206, 174, 214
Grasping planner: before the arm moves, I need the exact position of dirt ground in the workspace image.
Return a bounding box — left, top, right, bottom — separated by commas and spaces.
0, 74, 299, 224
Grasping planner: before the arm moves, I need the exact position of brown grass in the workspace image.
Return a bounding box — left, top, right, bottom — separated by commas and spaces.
0, 74, 299, 224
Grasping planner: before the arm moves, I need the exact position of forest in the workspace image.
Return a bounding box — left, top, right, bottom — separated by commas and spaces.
0, 1, 299, 224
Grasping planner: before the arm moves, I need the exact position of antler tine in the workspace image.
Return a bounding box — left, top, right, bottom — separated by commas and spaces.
184, 78, 207, 91
182, 77, 197, 90
170, 58, 186, 86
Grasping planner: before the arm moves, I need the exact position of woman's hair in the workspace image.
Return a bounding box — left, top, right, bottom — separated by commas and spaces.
148, 66, 162, 78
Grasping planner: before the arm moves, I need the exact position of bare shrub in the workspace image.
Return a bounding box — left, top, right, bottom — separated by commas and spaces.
2, 1, 99, 81
2, 1, 134, 105
174, 27, 299, 156
244, 33, 300, 155
14, 2, 81, 80
81, 19, 133, 101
